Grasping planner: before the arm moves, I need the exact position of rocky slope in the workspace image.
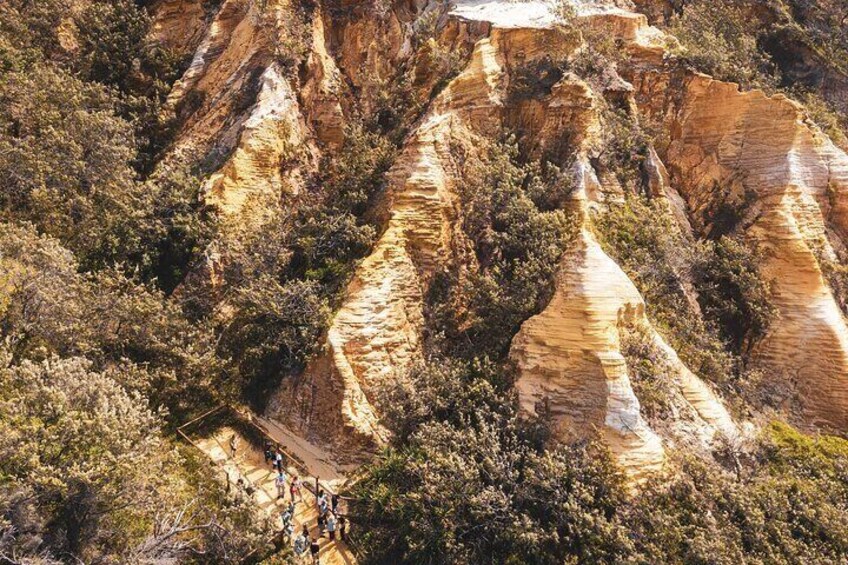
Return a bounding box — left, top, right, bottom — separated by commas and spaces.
633, 69, 848, 430
151, 0, 848, 479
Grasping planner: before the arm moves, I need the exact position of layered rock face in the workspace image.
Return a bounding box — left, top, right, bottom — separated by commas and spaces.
511, 185, 738, 478
153, 0, 848, 478
633, 71, 848, 430
270, 27, 507, 459
271, 2, 739, 475
511, 213, 668, 478
154, 0, 340, 218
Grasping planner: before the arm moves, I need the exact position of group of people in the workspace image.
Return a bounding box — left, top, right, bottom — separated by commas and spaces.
263, 443, 348, 564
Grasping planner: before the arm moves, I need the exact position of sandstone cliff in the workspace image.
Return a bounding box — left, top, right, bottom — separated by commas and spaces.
152, 0, 848, 479
633, 70, 848, 430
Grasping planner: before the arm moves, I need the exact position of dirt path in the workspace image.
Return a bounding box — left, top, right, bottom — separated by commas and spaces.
194, 426, 357, 564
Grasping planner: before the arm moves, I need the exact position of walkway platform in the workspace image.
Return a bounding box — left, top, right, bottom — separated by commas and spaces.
179, 407, 358, 564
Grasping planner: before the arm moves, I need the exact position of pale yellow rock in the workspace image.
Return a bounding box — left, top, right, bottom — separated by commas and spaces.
162, 0, 270, 160
154, 0, 848, 481
202, 63, 312, 216
510, 171, 737, 478
633, 72, 848, 431
301, 9, 346, 149
270, 4, 742, 476
150, 0, 207, 55
511, 223, 667, 480
270, 33, 507, 459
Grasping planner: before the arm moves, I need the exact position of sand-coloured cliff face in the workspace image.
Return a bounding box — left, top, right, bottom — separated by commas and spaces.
150, 0, 208, 55
267, 2, 741, 473
165, 0, 270, 153
268, 20, 591, 457
153, 0, 848, 477
511, 167, 737, 478
154, 0, 327, 219
201, 63, 312, 215
269, 30, 506, 458
511, 215, 667, 479
301, 11, 346, 149
632, 71, 848, 431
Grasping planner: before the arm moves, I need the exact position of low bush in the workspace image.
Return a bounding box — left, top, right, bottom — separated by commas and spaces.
426, 137, 577, 360
353, 348, 848, 564
693, 236, 777, 357
620, 324, 676, 421
667, 1, 777, 90
595, 196, 737, 388
352, 359, 633, 565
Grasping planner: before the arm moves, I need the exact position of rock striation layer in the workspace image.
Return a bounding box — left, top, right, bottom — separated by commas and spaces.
633, 71, 848, 431
153, 0, 848, 479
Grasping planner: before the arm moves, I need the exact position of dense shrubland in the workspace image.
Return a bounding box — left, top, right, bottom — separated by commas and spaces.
595, 195, 778, 405
0, 0, 214, 279
664, 0, 848, 145
0, 1, 271, 561
426, 136, 577, 359
353, 352, 848, 564
0, 224, 270, 564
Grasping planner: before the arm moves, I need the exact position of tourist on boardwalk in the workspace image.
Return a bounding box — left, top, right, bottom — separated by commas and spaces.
284, 520, 295, 541
310, 538, 320, 564
275, 470, 288, 499
280, 504, 294, 531
290, 475, 303, 503
338, 515, 347, 542
331, 493, 339, 514
302, 524, 310, 540
229, 434, 239, 458
326, 513, 337, 541
317, 493, 329, 517
293, 533, 308, 560
264, 442, 273, 464
274, 450, 285, 472
317, 512, 326, 538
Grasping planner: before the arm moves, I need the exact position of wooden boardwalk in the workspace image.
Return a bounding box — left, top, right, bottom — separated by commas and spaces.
194, 425, 357, 564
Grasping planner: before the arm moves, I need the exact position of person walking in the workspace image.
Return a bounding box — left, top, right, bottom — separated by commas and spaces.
317, 513, 326, 538
302, 523, 310, 540
263, 442, 273, 465
331, 493, 339, 514
318, 494, 328, 517
310, 537, 320, 564
274, 450, 285, 473
326, 513, 337, 542
284, 520, 295, 542
229, 434, 239, 459
275, 470, 288, 499
280, 504, 293, 531
290, 475, 303, 503
338, 515, 347, 542
293, 533, 308, 561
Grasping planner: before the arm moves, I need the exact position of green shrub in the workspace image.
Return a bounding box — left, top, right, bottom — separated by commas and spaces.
0, 355, 274, 562
667, 1, 777, 89
628, 423, 848, 564
621, 324, 676, 421
595, 196, 737, 389
693, 236, 777, 356
0, 222, 223, 421
427, 137, 577, 359
352, 358, 632, 565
